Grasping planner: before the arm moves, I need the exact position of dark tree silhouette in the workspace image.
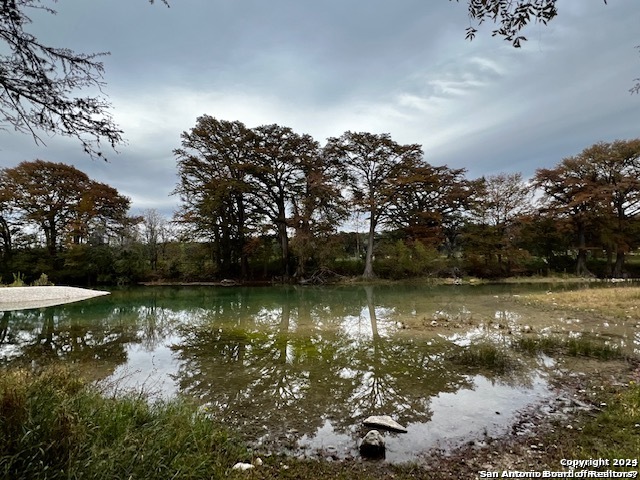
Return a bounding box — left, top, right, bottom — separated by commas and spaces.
0, 1, 128, 158
455, 0, 569, 47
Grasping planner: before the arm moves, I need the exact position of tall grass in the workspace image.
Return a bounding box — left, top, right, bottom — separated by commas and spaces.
0, 365, 247, 480
515, 335, 624, 360
448, 343, 513, 373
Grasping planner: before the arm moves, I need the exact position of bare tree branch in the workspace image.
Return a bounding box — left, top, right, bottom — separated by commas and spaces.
0, 0, 128, 159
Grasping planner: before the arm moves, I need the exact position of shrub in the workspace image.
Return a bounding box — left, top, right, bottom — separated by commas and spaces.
31, 273, 54, 286
9, 272, 25, 287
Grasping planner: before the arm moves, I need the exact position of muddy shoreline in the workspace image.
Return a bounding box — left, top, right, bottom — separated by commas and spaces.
278, 358, 639, 478
406, 359, 638, 478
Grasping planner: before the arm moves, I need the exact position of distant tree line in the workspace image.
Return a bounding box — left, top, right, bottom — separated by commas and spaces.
1, 127, 640, 285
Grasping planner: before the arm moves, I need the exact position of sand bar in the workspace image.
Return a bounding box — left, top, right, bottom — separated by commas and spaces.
0, 286, 110, 311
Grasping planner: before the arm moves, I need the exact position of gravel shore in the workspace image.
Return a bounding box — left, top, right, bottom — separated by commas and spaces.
0, 286, 110, 311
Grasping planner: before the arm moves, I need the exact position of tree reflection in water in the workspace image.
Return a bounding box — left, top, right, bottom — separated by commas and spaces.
0, 292, 178, 378
0, 285, 555, 459
0, 306, 137, 376
169, 285, 522, 452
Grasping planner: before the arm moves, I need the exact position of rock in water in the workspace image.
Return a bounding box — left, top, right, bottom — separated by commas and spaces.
363, 415, 407, 433
359, 430, 385, 459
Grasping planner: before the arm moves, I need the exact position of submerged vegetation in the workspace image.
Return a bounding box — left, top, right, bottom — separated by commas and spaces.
515, 335, 626, 360
448, 342, 513, 373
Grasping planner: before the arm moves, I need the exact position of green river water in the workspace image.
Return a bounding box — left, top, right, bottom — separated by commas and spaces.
1, 283, 637, 463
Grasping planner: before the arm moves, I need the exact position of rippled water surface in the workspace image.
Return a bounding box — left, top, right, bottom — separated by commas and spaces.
2, 283, 637, 463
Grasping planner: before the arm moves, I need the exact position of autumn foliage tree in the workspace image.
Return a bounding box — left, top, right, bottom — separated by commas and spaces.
172, 115, 639, 282
246, 124, 321, 279
536, 139, 640, 277
0, 160, 132, 256
386, 162, 476, 255
175, 117, 347, 280
464, 173, 532, 275
325, 132, 423, 279
588, 140, 640, 276
535, 158, 600, 276
289, 147, 348, 278
174, 116, 256, 278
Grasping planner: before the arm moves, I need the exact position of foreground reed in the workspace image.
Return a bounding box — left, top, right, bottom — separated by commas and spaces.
0, 365, 247, 480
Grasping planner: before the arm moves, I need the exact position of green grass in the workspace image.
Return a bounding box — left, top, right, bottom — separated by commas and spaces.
515, 335, 625, 360
537, 381, 640, 472
448, 343, 513, 373
0, 365, 247, 480
573, 382, 640, 460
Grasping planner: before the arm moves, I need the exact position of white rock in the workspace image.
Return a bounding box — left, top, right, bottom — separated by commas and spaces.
232, 462, 255, 471
363, 415, 407, 433
0, 286, 109, 311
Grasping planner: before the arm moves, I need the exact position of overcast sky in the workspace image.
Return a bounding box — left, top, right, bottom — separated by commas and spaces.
1, 0, 639, 219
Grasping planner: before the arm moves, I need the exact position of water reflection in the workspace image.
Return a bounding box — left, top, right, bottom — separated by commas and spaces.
168, 285, 540, 458
0, 307, 134, 367
1, 283, 636, 463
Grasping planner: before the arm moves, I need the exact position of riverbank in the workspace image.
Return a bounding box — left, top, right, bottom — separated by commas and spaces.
1, 360, 638, 479
522, 285, 640, 320
0, 286, 110, 311
140, 273, 639, 287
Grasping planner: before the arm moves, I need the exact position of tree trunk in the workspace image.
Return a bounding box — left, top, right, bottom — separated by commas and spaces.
0, 216, 12, 260
44, 218, 57, 256
213, 225, 223, 274
278, 223, 289, 279
576, 249, 590, 276
277, 299, 291, 364
275, 197, 290, 280
294, 240, 306, 279
293, 220, 312, 279
605, 248, 613, 277
0, 311, 10, 344
237, 197, 248, 280
365, 286, 379, 339
575, 224, 591, 277
613, 250, 625, 278
363, 212, 376, 279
